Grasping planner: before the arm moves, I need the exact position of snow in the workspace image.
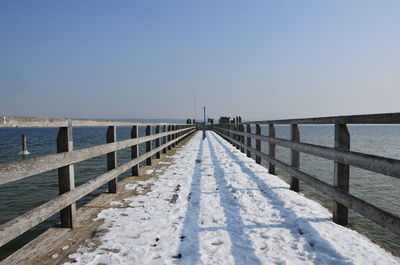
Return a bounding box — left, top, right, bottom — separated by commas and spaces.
158, 162, 172, 165
144, 169, 154, 175
65, 131, 400, 265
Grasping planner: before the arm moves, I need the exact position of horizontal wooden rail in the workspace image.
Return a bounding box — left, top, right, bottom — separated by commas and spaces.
213, 127, 400, 237
215, 127, 400, 180
235, 112, 400, 125
0, 116, 190, 128
0, 127, 193, 185
0, 128, 195, 247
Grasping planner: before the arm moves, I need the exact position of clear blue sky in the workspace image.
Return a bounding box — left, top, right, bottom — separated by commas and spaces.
1, 1, 399, 120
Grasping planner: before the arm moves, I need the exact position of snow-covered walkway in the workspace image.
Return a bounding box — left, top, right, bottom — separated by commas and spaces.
66, 131, 399, 265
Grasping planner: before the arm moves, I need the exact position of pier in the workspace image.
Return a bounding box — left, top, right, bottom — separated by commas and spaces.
0, 114, 400, 264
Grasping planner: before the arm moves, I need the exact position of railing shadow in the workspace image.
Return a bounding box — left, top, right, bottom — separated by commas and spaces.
207, 136, 263, 265
210, 131, 351, 264
176, 138, 204, 265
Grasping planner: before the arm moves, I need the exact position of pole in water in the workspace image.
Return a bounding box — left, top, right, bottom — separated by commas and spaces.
203, 106, 206, 140
19, 133, 30, 156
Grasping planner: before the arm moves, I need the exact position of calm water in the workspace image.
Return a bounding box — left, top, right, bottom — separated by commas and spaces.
0, 125, 399, 259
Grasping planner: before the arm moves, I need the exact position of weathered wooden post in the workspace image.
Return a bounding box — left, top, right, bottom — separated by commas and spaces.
172, 125, 176, 148
57, 121, 76, 228
167, 125, 172, 151
131, 125, 139, 176
256, 124, 261, 164
107, 126, 117, 193
20, 134, 29, 156
155, 125, 161, 159
236, 123, 240, 150
269, 124, 276, 174
146, 125, 152, 165
240, 124, 245, 153
246, 124, 251, 157
333, 123, 350, 225
162, 125, 167, 154
290, 124, 300, 191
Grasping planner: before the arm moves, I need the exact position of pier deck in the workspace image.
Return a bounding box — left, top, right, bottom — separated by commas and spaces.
24, 131, 397, 264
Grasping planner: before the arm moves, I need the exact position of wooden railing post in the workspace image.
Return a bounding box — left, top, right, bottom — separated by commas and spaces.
107, 126, 117, 193
162, 125, 167, 154
146, 125, 152, 165
256, 124, 261, 164
290, 124, 300, 191
131, 125, 139, 176
246, 124, 251, 157
167, 125, 172, 151
240, 124, 245, 153
235, 125, 240, 150
333, 123, 350, 225
57, 122, 76, 228
269, 124, 276, 174
171, 125, 176, 148
155, 125, 161, 159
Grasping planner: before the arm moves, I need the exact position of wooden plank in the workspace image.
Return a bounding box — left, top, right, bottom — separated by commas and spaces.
290, 124, 300, 192
167, 125, 172, 151
0, 116, 194, 128
131, 126, 139, 176
269, 124, 275, 174
162, 125, 167, 154
255, 124, 261, 164
155, 126, 161, 159
0, 127, 194, 185
172, 126, 176, 148
107, 126, 117, 193
241, 125, 245, 153
214, 126, 400, 180
0, 129, 196, 248
232, 112, 400, 125
146, 126, 152, 166
246, 124, 251, 157
333, 124, 350, 225
212, 129, 400, 236
57, 124, 76, 228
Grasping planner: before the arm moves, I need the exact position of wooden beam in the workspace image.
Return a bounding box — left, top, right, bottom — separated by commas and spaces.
57, 124, 76, 228
230, 112, 400, 125
255, 124, 261, 164
162, 125, 167, 154
246, 124, 251, 157
131, 126, 139, 176
155, 125, 161, 159
268, 124, 275, 174
290, 124, 300, 191
146, 126, 152, 165
333, 124, 350, 225
107, 126, 117, 193
0, 116, 196, 128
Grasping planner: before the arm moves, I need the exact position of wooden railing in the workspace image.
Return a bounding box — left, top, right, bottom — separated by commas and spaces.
0, 116, 196, 247
212, 112, 400, 237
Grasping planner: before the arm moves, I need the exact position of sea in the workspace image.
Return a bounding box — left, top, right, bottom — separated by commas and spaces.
0, 122, 399, 260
